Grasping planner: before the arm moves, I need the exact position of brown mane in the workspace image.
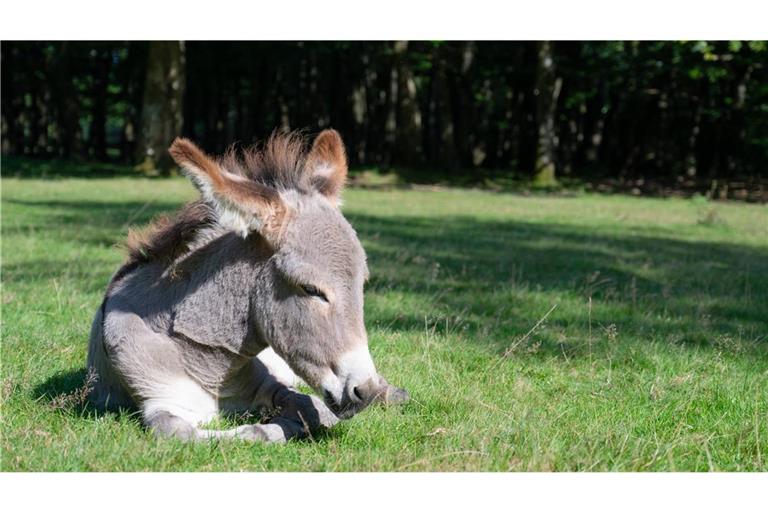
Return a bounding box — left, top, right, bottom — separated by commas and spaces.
219, 131, 311, 191
124, 200, 216, 267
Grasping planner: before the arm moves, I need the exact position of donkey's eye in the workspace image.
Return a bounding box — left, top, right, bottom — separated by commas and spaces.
301, 284, 328, 302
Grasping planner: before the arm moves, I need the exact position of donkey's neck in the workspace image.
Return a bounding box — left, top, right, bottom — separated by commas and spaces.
166, 229, 274, 358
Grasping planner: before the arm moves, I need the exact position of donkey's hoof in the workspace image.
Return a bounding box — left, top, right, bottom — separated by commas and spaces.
274, 389, 340, 430
234, 423, 287, 443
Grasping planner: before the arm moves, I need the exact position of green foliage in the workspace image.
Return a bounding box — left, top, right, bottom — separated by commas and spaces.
2, 168, 766, 471
3, 41, 767, 182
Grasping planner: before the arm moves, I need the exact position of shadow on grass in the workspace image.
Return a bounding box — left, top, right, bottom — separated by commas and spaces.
8, 197, 768, 358
2, 156, 161, 180
3, 199, 185, 294
4, 198, 181, 231
352, 213, 766, 331
3, 198, 184, 257
31, 367, 136, 422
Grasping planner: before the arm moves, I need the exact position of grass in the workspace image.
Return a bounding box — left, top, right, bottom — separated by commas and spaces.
1, 160, 767, 471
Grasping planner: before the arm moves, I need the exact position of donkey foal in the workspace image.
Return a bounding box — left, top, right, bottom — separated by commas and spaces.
87, 130, 408, 442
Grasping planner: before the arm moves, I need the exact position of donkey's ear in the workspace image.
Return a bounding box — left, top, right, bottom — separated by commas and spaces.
306, 129, 348, 204
169, 138, 286, 242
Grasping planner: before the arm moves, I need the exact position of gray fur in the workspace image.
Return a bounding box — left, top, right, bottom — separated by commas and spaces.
87, 131, 408, 442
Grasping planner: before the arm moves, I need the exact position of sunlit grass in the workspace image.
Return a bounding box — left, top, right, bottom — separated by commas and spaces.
1, 164, 766, 471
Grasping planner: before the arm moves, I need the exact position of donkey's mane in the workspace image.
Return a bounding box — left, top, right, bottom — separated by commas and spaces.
124, 131, 313, 269
124, 200, 216, 268
220, 131, 311, 191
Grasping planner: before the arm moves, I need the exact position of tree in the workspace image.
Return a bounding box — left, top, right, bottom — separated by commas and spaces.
426, 42, 459, 171
52, 42, 81, 159
136, 41, 186, 174
533, 41, 562, 186
4, 41, 767, 191
392, 41, 423, 168
90, 45, 111, 160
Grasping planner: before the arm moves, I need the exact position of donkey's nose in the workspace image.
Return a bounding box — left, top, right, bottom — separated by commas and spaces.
351, 377, 379, 404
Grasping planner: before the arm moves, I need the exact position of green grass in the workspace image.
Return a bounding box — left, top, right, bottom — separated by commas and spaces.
2, 163, 767, 471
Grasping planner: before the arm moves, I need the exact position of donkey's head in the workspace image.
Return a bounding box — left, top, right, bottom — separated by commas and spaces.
169, 130, 380, 419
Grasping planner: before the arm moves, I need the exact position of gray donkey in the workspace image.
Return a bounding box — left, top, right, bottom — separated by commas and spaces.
87, 130, 408, 442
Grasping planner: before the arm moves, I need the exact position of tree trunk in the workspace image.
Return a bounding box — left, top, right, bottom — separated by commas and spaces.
136, 41, 186, 175
584, 79, 607, 165
447, 41, 476, 168
427, 43, 458, 171
392, 41, 422, 168
91, 48, 110, 160
533, 41, 562, 186
685, 101, 701, 177
55, 43, 81, 159
1, 44, 23, 154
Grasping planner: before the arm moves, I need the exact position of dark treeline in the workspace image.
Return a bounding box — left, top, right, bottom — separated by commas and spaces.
3, 41, 767, 186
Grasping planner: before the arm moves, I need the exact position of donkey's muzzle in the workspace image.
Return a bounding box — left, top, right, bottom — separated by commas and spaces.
323, 376, 378, 419
323, 376, 408, 419
351, 377, 379, 404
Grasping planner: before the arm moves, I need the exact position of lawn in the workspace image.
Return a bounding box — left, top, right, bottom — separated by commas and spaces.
1, 164, 767, 471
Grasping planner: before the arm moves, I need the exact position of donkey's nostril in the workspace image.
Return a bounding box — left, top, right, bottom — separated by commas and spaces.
351, 378, 378, 403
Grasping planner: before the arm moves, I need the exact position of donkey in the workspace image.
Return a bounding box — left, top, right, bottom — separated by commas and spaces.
87, 129, 408, 442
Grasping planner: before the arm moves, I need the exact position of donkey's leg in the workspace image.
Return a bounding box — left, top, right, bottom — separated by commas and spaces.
146, 411, 199, 440
101, 307, 217, 441
86, 304, 134, 410
148, 411, 299, 443
216, 356, 339, 442
271, 387, 340, 432
143, 361, 403, 443
141, 378, 218, 440
141, 377, 298, 443
198, 418, 307, 443
213, 390, 338, 442
142, 361, 329, 443
256, 347, 305, 388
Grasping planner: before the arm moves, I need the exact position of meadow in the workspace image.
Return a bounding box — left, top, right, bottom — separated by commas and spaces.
1, 162, 766, 471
